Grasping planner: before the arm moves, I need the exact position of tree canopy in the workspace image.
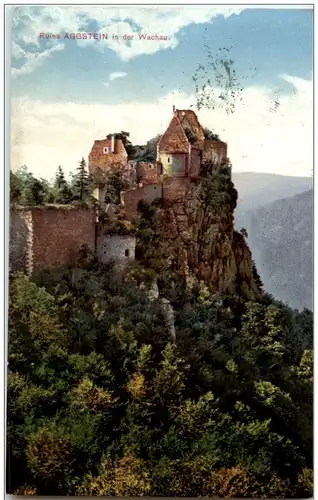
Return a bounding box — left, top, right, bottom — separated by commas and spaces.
7, 263, 313, 496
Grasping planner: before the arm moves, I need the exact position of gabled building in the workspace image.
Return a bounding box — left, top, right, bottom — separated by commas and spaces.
89, 135, 128, 175
88, 135, 128, 208
157, 106, 228, 179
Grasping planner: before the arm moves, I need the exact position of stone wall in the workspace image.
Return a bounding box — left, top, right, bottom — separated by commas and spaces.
203, 140, 227, 165
9, 208, 33, 274
122, 184, 163, 219
121, 178, 194, 217
10, 205, 96, 274
162, 177, 191, 203
189, 148, 201, 178
97, 234, 136, 264
32, 206, 96, 272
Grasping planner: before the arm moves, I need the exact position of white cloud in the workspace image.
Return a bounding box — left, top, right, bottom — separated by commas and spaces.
11, 5, 246, 68
11, 43, 64, 78
103, 71, 128, 87
10, 75, 313, 180
12, 41, 26, 59
109, 72, 128, 82
10, 5, 313, 73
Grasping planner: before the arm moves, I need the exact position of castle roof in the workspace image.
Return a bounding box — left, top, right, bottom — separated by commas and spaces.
158, 115, 190, 154
88, 138, 128, 181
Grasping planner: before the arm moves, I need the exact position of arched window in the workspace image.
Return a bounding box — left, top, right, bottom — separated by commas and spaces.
125, 249, 130, 258
103, 147, 109, 154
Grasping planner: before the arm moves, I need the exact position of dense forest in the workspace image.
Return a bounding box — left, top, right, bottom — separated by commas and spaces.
8, 135, 313, 497
7, 263, 313, 496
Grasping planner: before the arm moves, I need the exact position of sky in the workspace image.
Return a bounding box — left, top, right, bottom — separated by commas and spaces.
9, 5, 313, 180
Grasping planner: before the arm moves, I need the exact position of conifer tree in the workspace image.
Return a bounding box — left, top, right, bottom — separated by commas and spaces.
54, 166, 72, 203
72, 157, 91, 201
55, 166, 66, 189
252, 259, 264, 290
10, 171, 22, 204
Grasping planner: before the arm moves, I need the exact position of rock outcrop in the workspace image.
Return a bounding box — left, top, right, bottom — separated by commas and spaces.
138, 171, 261, 301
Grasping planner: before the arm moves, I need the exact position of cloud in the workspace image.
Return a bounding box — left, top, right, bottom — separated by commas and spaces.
11, 42, 64, 77
10, 75, 313, 181
109, 72, 128, 82
11, 5, 247, 69
10, 5, 313, 73
103, 71, 128, 87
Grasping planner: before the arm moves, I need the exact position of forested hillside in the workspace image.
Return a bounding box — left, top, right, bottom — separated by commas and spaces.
7, 262, 313, 496
8, 163, 313, 498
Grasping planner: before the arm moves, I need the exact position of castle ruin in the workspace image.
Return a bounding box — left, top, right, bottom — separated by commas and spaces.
10, 107, 231, 275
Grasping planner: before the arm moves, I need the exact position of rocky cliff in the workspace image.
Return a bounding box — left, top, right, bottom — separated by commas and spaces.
136, 169, 261, 301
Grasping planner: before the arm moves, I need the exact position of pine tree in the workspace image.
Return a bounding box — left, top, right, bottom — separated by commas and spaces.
55, 166, 66, 190
54, 166, 72, 204
252, 260, 264, 290
25, 178, 46, 205
72, 158, 90, 202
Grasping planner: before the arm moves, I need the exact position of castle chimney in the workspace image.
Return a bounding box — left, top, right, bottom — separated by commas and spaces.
173, 105, 176, 114
111, 134, 115, 153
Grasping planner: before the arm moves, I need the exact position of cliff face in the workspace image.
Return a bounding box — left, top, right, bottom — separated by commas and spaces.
138, 171, 261, 301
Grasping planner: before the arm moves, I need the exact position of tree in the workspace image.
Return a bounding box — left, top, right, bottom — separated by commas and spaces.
10, 171, 22, 204
7, 127, 313, 498
107, 131, 136, 158
10, 166, 52, 205
7, 267, 313, 496
104, 169, 130, 205
184, 128, 197, 145
240, 227, 248, 238
54, 166, 73, 204
55, 166, 66, 190
203, 127, 220, 141
71, 158, 91, 202
133, 135, 160, 162
25, 178, 47, 205
252, 260, 263, 291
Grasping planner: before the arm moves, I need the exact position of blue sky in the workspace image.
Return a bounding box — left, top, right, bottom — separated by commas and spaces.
10, 5, 313, 179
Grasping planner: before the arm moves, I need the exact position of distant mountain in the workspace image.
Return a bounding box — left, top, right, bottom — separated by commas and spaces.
239, 189, 313, 310
233, 172, 312, 217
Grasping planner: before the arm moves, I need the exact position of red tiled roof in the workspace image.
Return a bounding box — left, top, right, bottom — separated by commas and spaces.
158, 116, 190, 154
88, 138, 128, 179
